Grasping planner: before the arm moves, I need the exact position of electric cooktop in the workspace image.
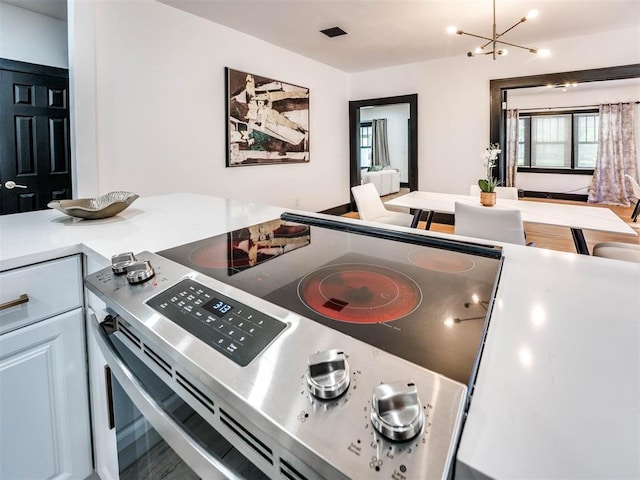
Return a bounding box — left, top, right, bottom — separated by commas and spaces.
157, 216, 503, 386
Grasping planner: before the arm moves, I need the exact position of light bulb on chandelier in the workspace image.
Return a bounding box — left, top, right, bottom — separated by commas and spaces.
447, 0, 550, 60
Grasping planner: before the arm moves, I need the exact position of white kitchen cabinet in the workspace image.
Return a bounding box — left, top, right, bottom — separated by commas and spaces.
0, 255, 83, 335
0, 256, 92, 480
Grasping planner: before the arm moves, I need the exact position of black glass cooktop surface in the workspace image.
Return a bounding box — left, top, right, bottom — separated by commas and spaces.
157, 217, 503, 385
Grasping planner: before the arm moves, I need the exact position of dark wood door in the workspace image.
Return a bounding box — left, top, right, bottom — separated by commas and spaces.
0, 59, 72, 214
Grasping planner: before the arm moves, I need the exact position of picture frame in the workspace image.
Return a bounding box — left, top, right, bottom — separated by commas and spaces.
225, 67, 310, 166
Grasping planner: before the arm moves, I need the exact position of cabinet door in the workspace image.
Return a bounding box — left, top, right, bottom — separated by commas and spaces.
0, 308, 92, 480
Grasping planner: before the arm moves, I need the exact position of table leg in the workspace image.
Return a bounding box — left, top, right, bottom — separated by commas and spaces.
571, 228, 590, 255
424, 211, 434, 230
410, 209, 422, 229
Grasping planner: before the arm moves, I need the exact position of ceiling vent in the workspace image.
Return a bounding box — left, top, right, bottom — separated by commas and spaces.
320, 27, 347, 38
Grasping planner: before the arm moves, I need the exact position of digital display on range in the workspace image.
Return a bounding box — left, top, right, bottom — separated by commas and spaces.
204, 298, 233, 318
146, 279, 287, 367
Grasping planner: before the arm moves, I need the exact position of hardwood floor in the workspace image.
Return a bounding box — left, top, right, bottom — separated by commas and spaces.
344, 189, 640, 254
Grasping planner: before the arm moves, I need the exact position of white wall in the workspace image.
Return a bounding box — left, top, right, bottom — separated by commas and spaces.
0, 2, 68, 68
67, 1, 639, 210
70, 0, 349, 212
360, 104, 410, 182
349, 27, 640, 196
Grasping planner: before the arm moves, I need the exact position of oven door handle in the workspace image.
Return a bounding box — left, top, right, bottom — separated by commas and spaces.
90, 312, 243, 480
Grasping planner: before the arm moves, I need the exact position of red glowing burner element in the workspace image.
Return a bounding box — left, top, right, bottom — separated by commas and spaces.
298, 263, 422, 324
189, 239, 251, 270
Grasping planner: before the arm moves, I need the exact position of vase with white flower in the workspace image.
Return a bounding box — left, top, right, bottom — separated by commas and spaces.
478, 143, 501, 206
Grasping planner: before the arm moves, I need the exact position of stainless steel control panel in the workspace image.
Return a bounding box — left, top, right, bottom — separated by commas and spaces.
146, 279, 286, 366
86, 251, 469, 479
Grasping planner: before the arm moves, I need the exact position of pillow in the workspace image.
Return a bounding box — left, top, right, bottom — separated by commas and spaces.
369, 165, 383, 172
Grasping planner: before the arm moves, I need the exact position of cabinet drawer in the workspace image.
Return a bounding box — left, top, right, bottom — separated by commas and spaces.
0, 255, 82, 335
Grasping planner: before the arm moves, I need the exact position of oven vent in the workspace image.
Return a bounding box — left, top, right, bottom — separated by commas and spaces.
176, 371, 215, 414
143, 344, 172, 377
117, 321, 141, 348
219, 408, 273, 465
280, 459, 309, 480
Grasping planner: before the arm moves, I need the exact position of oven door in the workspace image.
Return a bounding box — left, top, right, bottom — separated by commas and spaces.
90, 310, 267, 480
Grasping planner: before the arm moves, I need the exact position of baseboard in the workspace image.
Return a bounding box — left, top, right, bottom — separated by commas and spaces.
320, 203, 351, 216
522, 191, 588, 202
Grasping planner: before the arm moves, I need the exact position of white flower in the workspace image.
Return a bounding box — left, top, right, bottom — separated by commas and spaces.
478, 143, 501, 192
481, 148, 501, 161
482, 158, 496, 168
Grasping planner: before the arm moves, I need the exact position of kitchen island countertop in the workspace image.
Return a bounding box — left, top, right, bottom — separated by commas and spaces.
0, 193, 285, 271
1, 192, 638, 479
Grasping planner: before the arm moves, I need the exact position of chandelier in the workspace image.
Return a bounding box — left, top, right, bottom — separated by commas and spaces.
447, 0, 550, 60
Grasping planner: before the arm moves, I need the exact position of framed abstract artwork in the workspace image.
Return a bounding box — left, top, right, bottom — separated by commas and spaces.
225, 67, 310, 166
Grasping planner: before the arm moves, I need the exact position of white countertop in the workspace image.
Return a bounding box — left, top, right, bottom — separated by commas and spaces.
456, 243, 640, 479
0, 193, 285, 271
1, 193, 638, 479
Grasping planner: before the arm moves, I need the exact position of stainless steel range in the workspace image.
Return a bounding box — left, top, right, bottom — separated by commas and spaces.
85, 213, 503, 480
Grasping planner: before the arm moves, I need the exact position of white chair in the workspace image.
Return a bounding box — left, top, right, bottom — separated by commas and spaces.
454, 201, 526, 245
351, 183, 414, 227
625, 174, 640, 222
469, 185, 518, 199
495, 186, 519, 200
592, 242, 640, 263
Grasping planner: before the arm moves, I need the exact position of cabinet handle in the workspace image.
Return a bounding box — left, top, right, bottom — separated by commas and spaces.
104, 365, 115, 430
0, 294, 29, 311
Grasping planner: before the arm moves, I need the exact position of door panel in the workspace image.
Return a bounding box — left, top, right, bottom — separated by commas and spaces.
0, 308, 92, 479
0, 63, 71, 215
50, 117, 70, 173
15, 115, 36, 173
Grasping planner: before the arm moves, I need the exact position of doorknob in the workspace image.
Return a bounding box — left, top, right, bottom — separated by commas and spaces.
4, 181, 27, 189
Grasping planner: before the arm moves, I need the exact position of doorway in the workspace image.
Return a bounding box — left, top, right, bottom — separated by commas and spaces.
349, 94, 418, 209
489, 63, 640, 187
0, 58, 72, 214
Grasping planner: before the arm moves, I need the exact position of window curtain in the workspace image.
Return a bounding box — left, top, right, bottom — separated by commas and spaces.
505, 109, 519, 187
371, 118, 391, 168
588, 103, 638, 205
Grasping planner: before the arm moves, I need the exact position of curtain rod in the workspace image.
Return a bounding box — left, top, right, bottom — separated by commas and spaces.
515, 101, 640, 113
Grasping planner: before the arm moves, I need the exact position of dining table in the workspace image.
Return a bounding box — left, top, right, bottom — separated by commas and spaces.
385, 190, 638, 255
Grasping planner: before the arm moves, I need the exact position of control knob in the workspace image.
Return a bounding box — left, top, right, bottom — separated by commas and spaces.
370, 381, 424, 441
306, 349, 350, 400
111, 252, 136, 274
125, 260, 155, 284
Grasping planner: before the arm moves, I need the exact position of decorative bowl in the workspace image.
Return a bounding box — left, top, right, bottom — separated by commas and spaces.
48, 191, 139, 219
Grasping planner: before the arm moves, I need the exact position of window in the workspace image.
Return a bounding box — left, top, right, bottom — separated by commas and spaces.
574, 113, 598, 168
360, 122, 372, 168
517, 110, 599, 173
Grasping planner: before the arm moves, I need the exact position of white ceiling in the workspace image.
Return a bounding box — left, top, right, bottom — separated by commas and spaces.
4, 0, 639, 72
157, 0, 640, 72
3, 0, 67, 20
